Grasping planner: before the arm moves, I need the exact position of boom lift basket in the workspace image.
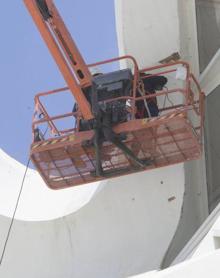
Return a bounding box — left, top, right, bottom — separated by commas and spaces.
31, 59, 204, 189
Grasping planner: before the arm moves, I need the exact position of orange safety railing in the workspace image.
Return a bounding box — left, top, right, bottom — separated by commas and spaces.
32, 57, 205, 144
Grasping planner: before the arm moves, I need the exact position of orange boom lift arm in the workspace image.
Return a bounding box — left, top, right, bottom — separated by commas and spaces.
24, 0, 93, 120
24, 0, 153, 177
24, 0, 205, 189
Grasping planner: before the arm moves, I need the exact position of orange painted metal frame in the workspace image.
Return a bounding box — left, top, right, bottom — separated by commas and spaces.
30, 59, 205, 189
23, 0, 93, 120
23, 1, 205, 189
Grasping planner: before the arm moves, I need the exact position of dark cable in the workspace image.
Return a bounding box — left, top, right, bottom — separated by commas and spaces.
0, 158, 31, 266
0, 126, 49, 265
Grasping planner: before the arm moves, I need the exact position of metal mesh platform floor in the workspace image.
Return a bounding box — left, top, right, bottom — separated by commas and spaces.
31, 115, 201, 189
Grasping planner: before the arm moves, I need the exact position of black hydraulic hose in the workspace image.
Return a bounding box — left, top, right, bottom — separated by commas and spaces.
111, 137, 149, 168
94, 128, 104, 177
35, 0, 52, 21
102, 112, 150, 168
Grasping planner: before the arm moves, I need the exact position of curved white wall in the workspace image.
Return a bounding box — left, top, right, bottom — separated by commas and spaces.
115, 0, 180, 68
115, 0, 208, 271
0, 149, 99, 221
130, 250, 220, 278
0, 0, 209, 277
0, 151, 184, 277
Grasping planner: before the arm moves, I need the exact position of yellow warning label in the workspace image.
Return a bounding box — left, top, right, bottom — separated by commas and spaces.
41, 141, 50, 147
142, 119, 148, 125
51, 139, 59, 145
60, 137, 68, 142
69, 135, 75, 141
32, 134, 75, 150
32, 143, 41, 149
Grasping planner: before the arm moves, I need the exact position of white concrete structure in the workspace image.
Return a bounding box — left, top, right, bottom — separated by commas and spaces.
1, 0, 220, 277
0, 147, 184, 277
130, 250, 220, 278
130, 201, 220, 277
115, 0, 208, 269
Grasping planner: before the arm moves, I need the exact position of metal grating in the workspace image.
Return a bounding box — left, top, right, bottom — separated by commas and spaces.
31, 115, 201, 189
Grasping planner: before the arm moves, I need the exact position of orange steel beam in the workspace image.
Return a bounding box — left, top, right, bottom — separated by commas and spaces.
23, 0, 93, 120
46, 0, 92, 87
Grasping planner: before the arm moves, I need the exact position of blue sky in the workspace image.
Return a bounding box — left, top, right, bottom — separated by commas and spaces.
0, 0, 118, 165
